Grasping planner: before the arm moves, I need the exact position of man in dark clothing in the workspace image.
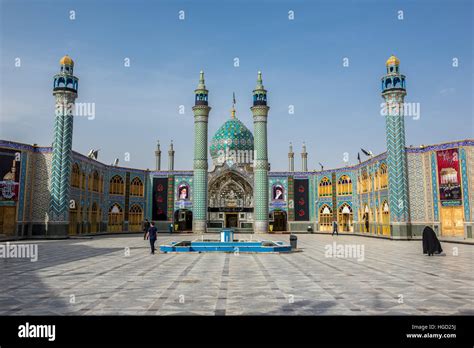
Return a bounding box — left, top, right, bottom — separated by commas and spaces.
422, 226, 443, 256
332, 220, 338, 236
146, 222, 158, 254
143, 219, 150, 240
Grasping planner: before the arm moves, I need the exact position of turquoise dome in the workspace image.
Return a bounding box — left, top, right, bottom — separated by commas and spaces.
210, 117, 254, 163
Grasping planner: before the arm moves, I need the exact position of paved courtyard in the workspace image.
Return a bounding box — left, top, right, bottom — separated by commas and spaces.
0, 234, 472, 315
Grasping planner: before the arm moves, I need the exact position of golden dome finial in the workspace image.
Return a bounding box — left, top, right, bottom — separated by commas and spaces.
386, 55, 400, 66
59, 55, 74, 66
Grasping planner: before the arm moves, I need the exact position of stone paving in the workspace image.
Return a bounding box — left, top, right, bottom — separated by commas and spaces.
0, 234, 472, 315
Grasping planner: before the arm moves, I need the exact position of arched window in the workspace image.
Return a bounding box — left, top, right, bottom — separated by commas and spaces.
319, 205, 332, 232
89, 170, 100, 192
380, 164, 388, 189
90, 202, 99, 233
381, 200, 390, 235
108, 204, 123, 232
319, 177, 332, 197
99, 175, 104, 193
109, 175, 125, 195
361, 172, 370, 193
69, 202, 80, 235
71, 163, 80, 188
338, 203, 353, 232
129, 204, 144, 232
130, 177, 144, 197
337, 175, 352, 196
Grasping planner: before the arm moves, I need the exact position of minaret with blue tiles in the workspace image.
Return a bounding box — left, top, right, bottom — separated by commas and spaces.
192, 71, 211, 233
381, 55, 410, 238
49, 55, 79, 235
251, 72, 270, 233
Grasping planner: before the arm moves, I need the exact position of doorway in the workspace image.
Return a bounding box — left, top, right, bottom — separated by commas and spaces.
0, 206, 16, 236
225, 213, 238, 228
440, 206, 464, 237
273, 211, 287, 231
174, 209, 193, 231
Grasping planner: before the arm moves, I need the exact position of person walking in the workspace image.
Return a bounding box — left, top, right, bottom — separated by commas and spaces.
332, 220, 338, 236
143, 219, 150, 240
146, 222, 158, 254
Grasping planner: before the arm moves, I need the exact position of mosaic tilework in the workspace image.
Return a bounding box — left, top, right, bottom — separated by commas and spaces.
407, 152, 426, 222
17, 151, 28, 222
430, 153, 439, 221
460, 149, 471, 221
422, 152, 434, 222
252, 106, 269, 227
464, 146, 474, 222
31, 152, 53, 223
384, 95, 409, 223
192, 104, 210, 228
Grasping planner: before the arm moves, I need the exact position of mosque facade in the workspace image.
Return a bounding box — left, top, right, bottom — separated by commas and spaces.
0, 56, 473, 240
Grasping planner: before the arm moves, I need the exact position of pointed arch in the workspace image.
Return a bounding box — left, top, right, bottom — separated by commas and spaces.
319, 204, 332, 232
109, 175, 125, 195
337, 175, 352, 196
319, 177, 332, 197
130, 177, 144, 197
108, 203, 124, 232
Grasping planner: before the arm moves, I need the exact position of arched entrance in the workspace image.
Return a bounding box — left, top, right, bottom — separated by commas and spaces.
90, 202, 99, 233
129, 204, 144, 232
319, 205, 332, 232
272, 210, 287, 231
0, 206, 16, 236
361, 204, 370, 232
69, 203, 79, 235
208, 171, 253, 229
108, 204, 123, 232
381, 200, 390, 236
338, 203, 353, 232
174, 209, 193, 231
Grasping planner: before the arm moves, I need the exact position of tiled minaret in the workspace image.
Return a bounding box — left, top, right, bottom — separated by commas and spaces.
49, 55, 78, 236
192, 71, 211, 233
301, 142, 308, 171
168, 140, 175, 171
381, 55, 410, 238
251, 72, 270, 233
155, 140, 161, 171
288, 142, 294, 172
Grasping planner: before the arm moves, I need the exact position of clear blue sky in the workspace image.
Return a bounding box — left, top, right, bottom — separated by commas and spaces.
0, 0, 472, 171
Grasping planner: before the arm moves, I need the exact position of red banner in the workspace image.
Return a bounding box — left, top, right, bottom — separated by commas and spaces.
436, 148, 462, 204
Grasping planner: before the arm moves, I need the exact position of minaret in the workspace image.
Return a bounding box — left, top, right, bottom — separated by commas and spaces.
381, 55, 410, 238
251, 71, 270, 233
155, 140, 161, 171
192, 71, 211, 233
49, 55, 78, 235
301, 142, 308, 171
168, 140, 175, 171
288, 142, 294, 172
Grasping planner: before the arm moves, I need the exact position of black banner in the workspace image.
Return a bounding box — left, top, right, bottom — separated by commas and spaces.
294, 178, 309, 221
152, 177, 168, 221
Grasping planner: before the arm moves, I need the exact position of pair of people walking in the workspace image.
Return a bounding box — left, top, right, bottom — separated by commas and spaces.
144, 219, 158, 254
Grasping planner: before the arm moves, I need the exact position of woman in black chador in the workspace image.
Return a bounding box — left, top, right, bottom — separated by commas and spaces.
422, 226, 443, 256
